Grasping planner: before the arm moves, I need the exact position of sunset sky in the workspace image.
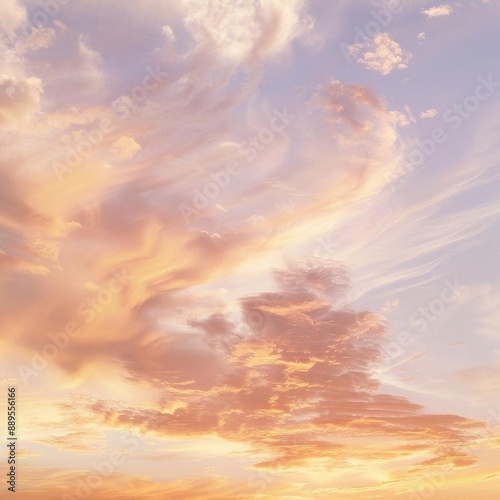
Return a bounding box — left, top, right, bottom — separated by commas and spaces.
1, 0, 500, 499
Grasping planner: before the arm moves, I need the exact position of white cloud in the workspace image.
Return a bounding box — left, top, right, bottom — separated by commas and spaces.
390, 111, 411, 127
16, 27, 56, 52
417, 32, 426, 40
162, 25, 175, 42
388, 105, 416, 128
423, 4, 453, 17
347, 33, 412, 76
393, 111, 409, 127
298, 14, 324, 50
181, 0, 312, 65
420, 108, 438, 119
0, 0, 26, 38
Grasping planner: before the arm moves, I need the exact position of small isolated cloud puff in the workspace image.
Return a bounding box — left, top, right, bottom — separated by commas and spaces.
420, 108, 438, 119
417, 32, 426, 40
423, 4, 453, 17
162, 25, 175, 42
112, 136, 142, 160
347, 33, 412, 76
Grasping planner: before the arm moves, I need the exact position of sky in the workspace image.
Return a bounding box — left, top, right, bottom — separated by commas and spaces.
0, 0, 499, 499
